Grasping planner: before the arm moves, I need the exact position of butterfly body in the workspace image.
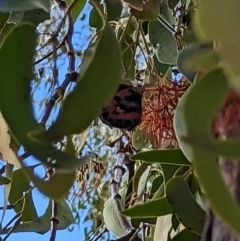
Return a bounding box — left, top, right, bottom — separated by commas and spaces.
100, 84, 143, 131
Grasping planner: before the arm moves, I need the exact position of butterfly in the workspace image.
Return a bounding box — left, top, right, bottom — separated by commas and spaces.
100, 84, 143, 131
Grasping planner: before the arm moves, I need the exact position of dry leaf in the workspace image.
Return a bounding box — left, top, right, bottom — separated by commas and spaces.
76, 126, 91, 153
0, 113, 22, 168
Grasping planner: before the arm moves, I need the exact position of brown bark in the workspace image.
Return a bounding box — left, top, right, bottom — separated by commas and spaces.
202, 90, 240, 241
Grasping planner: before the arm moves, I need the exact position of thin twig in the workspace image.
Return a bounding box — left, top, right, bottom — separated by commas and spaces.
49, 200, 59, 241
20, 0, 78, 159
2, 197, 26, 241
157, 15, 176, 35
110, 151, 141, 241
40, 0, 77, 125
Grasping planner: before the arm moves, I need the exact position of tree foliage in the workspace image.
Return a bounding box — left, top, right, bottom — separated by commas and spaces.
0, 0, 240, 241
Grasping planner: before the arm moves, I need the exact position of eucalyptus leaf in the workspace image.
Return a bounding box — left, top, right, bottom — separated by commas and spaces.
130, 0, 160, 21
68, 0, 87, 22
193, 0, 240, 85
0, 23, 97, 172
0, 199, 73, 234
160, 0, 175, 25
171, 229, 199, 241
176, 42, 201, 82
174, 68, 229, 162
0, 0, 51, 13
103, 186, 128, 237
89, 5, 103, 30
133, 163, 151, 195
132, 149, 190, 165
122, 197, 173, 218
8, 9, 50, 25
106, 0, 123, 21
0, 13, 9, 31
168, 0, 179, 10
0, 174, 10, 185
23, 165, 76, 200
148, 20, 178, 65
166, 177, 205, 235
193, 147, 240, 238
8, 168, 37, 222
153, 55, 169, 76
44, 23, 122, 140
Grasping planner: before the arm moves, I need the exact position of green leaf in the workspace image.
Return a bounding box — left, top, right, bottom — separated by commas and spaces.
173, 165, 190, 177
106, 0, 123, 21
168, 0, 179, 10
160, 0, 175, 25
132, 128, 150, 150
0, 174, 10, 185
184, 45, 219, 74
123, 0, 144, 11
176, 43, 201, 82
0, 22, 15, 47
131, 149, 191, 165
0, 23, 89, 172
0, 199, 74, 234
130, 0, 160, 21
71, 0, 87, 22
24, 165, 76, 200
153, 55, 169, 76
120, 33, 136, 80
185, 173, 199, 196
133, 163, 151, 195
119, 16, 137, 35
122, 197, 173, 218
161, 164, 180, 182
0, 0, 51, 12
173, 68, 229, 162
171, 229, 198, 241
44, 23, 122, 140
166, 177, 205, 235
103, 186, 127, 237
8, 168, 38, 222
0, 13, 9, 32
8, 9, 50, 26
193, 147, 240, 237
65, 135, 76, 155
171, 214, 180, 231
131, 217, 157, 229
150, 176, 163, 195
148, 20, 178, 65
89, 5, 104, 30
193, 0, 240, 85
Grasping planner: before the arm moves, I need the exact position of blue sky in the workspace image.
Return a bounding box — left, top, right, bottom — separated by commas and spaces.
0, 3, 104, 241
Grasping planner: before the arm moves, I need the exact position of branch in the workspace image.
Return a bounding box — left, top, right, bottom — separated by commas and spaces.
40, 0, 77, 125
110, 151, 141, 241
49, 200, 59, 241
157, 15, 176, 35
202, 90, 240, 241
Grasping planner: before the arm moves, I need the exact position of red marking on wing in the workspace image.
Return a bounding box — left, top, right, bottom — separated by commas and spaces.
107, 111, 141, 120
115, 89, 133, 98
